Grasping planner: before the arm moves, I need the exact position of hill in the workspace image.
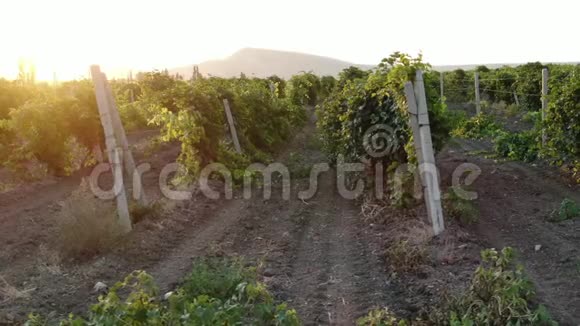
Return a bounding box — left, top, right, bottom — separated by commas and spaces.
168, 48, 374, 79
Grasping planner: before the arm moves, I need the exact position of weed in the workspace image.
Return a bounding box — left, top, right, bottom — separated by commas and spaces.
56, 182, 121, 259
549, 198, 580, 222
384, 240, 427, 274
357, 307, 409, 326
443, 186, 479, 225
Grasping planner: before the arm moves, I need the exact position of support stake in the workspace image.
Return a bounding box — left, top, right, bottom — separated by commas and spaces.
404, 71, 445, 236
91, 65, 132, 233
223, 99, 242, 154
541, 68, 548, 147
474, 72, 481, 114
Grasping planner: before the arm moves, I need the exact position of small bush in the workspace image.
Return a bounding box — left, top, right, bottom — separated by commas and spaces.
549, 198, 580, 222
56, 182, 121, 259
430, 247, 556, 325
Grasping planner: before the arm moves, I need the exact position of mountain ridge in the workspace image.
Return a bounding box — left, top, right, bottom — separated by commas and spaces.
168, 48, 579, 79
168, 48, 374, 79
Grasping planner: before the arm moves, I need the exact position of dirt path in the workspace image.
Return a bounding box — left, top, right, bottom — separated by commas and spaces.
145, 110, 400, 324
438, 139, 580, 325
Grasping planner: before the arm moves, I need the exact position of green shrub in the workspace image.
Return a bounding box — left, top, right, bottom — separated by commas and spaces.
27, 258, 300, 325
431, 248, 556, 325
493, 130, 539, 162
549, 198, 580, 222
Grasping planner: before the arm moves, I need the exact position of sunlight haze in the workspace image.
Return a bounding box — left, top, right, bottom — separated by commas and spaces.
1, 0, 578, 80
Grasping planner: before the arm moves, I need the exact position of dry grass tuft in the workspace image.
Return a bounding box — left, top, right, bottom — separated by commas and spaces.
384, 240, 427, 273
360, 197, 388, 222
37, 244, 62, 275
56, 181, 122, 260
0, 275, 34, 303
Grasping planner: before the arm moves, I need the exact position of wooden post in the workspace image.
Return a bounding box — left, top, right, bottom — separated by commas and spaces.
223, 99, 242, 154
128, 71, 135, 103
103, 77, 147, 205
439, 71, 444, 102
405, 71, 445, 236
513, 91, 520, 106
474, 72, 481, 114
268, 81, 276, 95
90, 65, 132, 233
404, 83, 424, 179
111, 147, 132, 232
541, 68, 548, 147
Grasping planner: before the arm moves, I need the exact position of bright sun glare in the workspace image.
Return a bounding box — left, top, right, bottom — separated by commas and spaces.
1, 0, 579, 80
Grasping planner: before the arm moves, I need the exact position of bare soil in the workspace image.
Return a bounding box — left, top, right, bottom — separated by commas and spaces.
0, 114, 578, 325
438, 139, 580, 325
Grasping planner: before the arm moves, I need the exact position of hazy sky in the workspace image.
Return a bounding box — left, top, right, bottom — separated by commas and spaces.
1, 0, 578, 80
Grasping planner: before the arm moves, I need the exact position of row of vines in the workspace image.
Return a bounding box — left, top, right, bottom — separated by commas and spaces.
0, 71, 327, 182
314, 53, 563, 324
438, 63, 579, 180
319, 59, 578, 182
